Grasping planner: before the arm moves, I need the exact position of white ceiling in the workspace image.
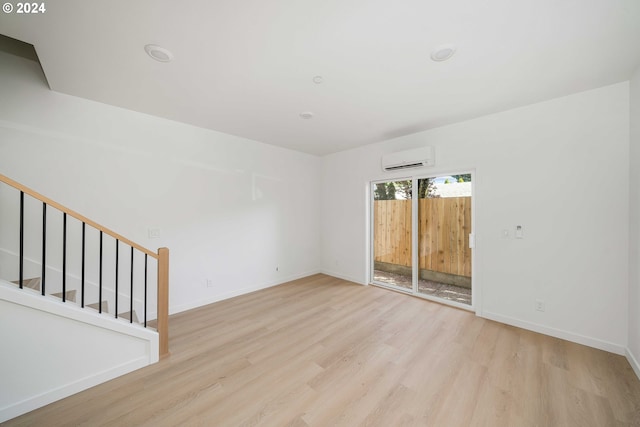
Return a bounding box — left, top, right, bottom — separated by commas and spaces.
1, 0, 639, 155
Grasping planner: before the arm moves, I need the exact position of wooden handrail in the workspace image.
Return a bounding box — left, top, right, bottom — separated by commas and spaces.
1, 173, 169, 357
0, 173, 158, 258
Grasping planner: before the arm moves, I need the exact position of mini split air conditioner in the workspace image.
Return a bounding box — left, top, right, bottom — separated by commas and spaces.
381, 146, 435, 171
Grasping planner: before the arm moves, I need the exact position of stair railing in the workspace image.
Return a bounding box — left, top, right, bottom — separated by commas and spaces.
0, 174, 169, 357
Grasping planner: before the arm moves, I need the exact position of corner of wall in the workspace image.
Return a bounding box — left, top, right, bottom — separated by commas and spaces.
628, 63, 640, 380
627, 348, 640, 381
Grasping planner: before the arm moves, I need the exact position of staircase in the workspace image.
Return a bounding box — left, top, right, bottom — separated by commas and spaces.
0, 172, 169, 352
0, 173, 170, 422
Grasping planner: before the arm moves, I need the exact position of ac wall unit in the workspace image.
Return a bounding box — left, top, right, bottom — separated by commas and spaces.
381, 146, 435, 171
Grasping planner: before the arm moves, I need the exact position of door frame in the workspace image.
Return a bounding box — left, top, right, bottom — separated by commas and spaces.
369, 170, 477, 312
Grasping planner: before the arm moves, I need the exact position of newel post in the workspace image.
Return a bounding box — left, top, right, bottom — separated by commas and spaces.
157, 247, 170, 357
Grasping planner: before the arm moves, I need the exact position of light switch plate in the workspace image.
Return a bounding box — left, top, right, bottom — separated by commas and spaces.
515, 225, 523, 239
148, 227, 161, 239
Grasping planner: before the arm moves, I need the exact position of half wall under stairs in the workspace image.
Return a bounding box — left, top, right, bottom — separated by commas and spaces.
0, 278, 159, 422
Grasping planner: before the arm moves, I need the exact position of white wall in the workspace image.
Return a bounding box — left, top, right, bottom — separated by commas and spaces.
629, 64, 640, 376
0, 51, 321, 315
321, 83, 630, 353
1, 48, 634, 361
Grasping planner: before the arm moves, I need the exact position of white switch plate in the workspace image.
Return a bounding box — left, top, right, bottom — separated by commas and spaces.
515, 225, 524, 239
148, 227, 161, 239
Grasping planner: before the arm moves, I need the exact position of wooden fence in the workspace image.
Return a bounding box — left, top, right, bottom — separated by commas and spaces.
374, 197, 471, 277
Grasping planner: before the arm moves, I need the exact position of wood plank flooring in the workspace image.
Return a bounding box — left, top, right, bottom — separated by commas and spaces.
5, 274, 640, 426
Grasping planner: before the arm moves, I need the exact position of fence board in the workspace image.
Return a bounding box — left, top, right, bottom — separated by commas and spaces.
456, 198, 465, 275
464, 198, 472, 277
403, 200, 411, 265
418, 199, 429, 270
374, 197, 471, 277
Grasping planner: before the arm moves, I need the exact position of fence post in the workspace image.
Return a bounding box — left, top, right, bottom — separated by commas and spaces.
157, 247, 170, 357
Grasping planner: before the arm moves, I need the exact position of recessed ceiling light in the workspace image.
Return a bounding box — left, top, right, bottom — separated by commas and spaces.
299, 112, 314, 119
312, 76, 324, 84
430, 44, 456, 62
144, 44, 173, 62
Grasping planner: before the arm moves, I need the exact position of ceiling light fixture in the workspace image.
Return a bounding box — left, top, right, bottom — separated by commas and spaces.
312, 76, 324, 84
144, 44, 174, 62
299, 112, 314, 119
430, 44, 456, 62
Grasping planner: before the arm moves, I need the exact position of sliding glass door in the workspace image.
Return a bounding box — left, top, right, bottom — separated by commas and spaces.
371, 174, 473, 307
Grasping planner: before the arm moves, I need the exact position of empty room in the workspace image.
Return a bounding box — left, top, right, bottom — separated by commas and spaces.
1, 1, 640, 425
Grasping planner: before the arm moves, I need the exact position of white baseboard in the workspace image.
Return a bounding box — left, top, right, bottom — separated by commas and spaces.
626, 348, 640, 381
0, 356, 148, 423
482, 311, 626, 355
169, 270, 322, 315
319, 269, 366, 285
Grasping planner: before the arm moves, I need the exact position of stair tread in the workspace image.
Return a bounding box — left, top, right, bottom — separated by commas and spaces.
11, 277, 41, 290
11, 278, 138, 323
52, 289, 77, 303
119, 311, 139, 323
11, 277, 77, 303
87, 301, 109, 313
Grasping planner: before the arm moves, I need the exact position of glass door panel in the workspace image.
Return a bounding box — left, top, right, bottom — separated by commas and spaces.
416, 176, 472, 305
372, 180, 412, 291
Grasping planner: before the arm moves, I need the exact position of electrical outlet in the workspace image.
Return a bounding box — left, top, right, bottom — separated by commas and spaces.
535, 299, 545, 312
206, 279, 213, 288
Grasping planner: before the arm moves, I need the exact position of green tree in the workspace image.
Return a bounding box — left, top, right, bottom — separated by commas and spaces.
374, 182, 397, 200
374, 183, 387, 200
418, 178, 438, 198
395, 180, 412, 200
451, 174, 471, 182
375, 179, 439, 200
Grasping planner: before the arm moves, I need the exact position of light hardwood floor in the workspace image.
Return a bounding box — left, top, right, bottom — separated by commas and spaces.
5, 274, 640, 426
